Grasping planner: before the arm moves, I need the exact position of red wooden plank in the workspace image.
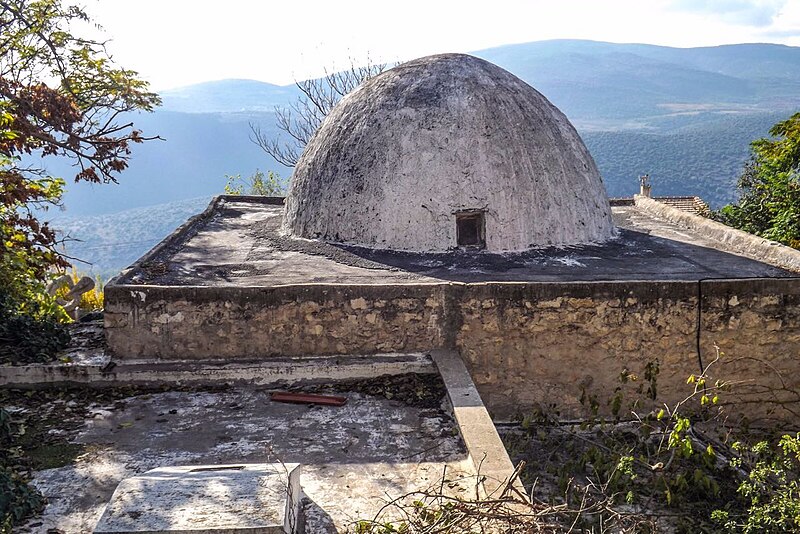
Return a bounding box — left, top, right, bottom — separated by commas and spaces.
270, 392, 347, 406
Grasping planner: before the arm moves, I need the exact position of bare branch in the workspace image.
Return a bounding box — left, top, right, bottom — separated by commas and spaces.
251, 56, 392, 168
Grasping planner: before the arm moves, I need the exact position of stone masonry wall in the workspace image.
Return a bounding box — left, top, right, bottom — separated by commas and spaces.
454, 282, 700, 420
105, 279, 800, 424
105, 285, 447, 360
454, 279, 800, 422
699, 279, 800, 425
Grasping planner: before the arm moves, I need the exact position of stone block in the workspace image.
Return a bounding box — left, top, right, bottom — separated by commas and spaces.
93, 463, 302, 533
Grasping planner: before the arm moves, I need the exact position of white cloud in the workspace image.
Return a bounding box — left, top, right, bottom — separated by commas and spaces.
668, 0, 787, 26
758, 0, 800, 43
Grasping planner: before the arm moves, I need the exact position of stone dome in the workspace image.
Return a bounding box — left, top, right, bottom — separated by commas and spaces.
283, 53, 615, 252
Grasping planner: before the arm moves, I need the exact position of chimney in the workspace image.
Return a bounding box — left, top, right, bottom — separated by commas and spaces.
639, 174, 652, 198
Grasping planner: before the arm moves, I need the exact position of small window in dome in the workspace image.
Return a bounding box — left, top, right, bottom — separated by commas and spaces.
456, 211, 485, 249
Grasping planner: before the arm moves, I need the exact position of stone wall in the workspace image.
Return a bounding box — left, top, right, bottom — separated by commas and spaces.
699, 279, 800, 426
453, 279, 800, 423
105, 278, 800, 424
454, 282, 700, 420
105, 285, 446, 360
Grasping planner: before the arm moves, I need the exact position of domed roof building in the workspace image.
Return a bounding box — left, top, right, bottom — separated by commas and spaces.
283, 53, 615, 252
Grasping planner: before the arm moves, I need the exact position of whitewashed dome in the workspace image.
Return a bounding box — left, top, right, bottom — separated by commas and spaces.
283, 53, 615, 252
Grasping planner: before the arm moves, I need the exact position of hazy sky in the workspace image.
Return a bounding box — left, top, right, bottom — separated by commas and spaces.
86, 0, 800, 90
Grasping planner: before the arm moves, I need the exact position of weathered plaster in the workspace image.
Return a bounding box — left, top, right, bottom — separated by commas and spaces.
93, 463, 303, 533
22, 389, 472, 533
284, 54, 615, 252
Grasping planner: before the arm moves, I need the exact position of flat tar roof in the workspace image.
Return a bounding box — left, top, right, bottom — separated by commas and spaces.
119, 198, 794, 287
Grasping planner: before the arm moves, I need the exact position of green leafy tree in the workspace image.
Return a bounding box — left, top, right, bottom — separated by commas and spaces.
716, 112, 800, 248
224, 170, 287, 196
0, 0, 159, 323
0, 2, 158, 527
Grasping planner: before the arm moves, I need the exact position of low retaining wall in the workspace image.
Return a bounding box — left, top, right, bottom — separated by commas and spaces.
106, 277, 800, 424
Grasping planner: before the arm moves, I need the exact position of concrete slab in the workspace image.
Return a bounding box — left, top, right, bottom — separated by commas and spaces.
19, 383, 475, 533
112, 197, 795, 289
93, 464, 302, 534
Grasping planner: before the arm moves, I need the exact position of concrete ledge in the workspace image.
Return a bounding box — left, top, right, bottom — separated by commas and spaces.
108, 277, 800, 310
107, 196, 222, 287
431, 350, 524, 498
0, 352, 435, 389
634, 194, 800, 273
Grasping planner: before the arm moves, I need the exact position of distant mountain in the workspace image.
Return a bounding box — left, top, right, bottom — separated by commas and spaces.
154, 41, 800, 124
477, 40, 800, 83
474, 40, 800, 127
41, 40, 800, 274
159, 79, 300, 113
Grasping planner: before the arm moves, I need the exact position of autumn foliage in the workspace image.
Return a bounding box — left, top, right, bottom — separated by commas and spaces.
0, 0, 158, 320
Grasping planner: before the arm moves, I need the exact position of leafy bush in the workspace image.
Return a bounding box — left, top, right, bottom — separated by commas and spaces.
224, 170, 287, 196
0, 466, 44, 533
0, 280, 69, 365
0, 309, 69, 365
716, 112, 800, 248
713, 434, 800, 533
497, 351, 800, 532
0, 407, 45, 532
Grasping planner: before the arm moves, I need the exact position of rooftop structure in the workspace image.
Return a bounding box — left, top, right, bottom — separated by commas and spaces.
100, 55, 800, 425
120, 197, 791, 288
284, 54, 615, 252
13, 54, 800, 533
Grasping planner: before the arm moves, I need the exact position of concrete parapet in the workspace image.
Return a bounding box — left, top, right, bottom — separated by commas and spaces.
634, 194, 800, 273
0, 353, 436, 389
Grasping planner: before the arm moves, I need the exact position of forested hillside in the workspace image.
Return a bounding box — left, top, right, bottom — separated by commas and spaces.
52, 197, 212, 278
585, 112, 785, 204
48, 40, 800, 275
